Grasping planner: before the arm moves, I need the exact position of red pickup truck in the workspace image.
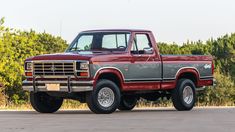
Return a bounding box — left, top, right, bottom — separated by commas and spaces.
23, 29, 214, 114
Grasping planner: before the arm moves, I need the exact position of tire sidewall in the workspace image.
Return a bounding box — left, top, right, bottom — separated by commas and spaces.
123, 96, 137, 109
119, 96, 137, 110
91, 79, 121, 113
178, 79, 196, 109
30, 92, 63, 113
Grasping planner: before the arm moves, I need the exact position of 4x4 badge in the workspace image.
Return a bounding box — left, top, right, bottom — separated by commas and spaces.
204, 64, 211, 69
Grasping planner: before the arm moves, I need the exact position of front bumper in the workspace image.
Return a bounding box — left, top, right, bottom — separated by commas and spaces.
22, 77, 93, 92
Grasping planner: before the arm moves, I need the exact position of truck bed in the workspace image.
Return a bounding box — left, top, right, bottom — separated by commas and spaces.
160, 54, 213, 88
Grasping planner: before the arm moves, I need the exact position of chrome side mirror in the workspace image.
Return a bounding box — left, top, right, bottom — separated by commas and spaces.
143, 47, 153, 54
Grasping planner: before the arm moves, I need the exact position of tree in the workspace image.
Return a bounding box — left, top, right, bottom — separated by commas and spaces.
0, 17, 68, 104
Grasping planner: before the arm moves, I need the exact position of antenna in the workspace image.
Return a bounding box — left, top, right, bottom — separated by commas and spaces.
59, 20, 62, 37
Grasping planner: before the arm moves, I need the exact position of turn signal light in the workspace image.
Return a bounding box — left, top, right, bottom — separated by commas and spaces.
80, 72, 88, 77
25, 72, 33, 76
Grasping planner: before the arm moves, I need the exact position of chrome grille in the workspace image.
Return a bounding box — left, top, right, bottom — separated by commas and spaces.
34, 62, 74, 76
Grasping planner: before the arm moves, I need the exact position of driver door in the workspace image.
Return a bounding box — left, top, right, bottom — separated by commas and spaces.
126, 33, 161, 84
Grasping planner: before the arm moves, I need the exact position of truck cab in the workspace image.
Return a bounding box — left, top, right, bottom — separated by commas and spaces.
23, 29, 214, 114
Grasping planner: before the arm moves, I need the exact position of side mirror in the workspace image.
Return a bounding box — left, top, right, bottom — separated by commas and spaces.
143, 47, 153, 54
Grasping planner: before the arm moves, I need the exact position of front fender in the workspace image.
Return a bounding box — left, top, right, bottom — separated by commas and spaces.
93, 67, 125, 89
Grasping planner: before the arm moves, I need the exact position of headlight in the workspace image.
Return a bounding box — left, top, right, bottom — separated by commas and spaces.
80, 62, 89, 70
75, 61, 89, 78
25, 62, 33, 71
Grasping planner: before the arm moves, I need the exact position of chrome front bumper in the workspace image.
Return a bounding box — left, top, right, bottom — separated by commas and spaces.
22, 77, 93, 92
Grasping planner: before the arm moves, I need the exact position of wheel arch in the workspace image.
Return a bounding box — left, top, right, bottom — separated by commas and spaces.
176, 67, 200, 87
93, 68, 124, 90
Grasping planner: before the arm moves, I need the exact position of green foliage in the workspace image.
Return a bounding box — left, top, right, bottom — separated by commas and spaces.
0, 18, 67, 105
158, 34, 235, 79
197, 70, 235, 106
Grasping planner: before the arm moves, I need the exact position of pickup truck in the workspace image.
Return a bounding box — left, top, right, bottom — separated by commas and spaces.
23, 29, 214, 114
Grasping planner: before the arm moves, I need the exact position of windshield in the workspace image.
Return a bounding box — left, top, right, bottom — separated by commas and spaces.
66, 32, 130, 52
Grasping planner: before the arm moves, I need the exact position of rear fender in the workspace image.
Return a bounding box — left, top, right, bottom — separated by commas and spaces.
176, 67, 200, 86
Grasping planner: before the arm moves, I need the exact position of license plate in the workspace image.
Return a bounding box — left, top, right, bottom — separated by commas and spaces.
46, 84, 60, 91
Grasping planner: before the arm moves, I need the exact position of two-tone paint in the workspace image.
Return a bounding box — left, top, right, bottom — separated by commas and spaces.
22, 29, 214, 93
89, 54, 213, 91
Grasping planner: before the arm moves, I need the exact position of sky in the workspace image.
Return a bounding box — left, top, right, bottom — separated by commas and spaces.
0, 0, 235, 44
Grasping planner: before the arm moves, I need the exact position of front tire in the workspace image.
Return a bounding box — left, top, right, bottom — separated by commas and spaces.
172, 79, 196, 111
86, 79, 121, 114
118, 95, 137, 111
30, 92, 63, 113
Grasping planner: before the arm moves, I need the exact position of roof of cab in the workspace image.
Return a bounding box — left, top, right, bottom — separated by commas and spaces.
81, 29, 151, 33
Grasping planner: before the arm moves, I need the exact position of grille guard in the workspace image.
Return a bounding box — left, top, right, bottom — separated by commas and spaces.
23, 76, 93, 92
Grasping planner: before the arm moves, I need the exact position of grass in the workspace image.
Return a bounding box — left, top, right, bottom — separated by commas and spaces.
0, 98, 234, 111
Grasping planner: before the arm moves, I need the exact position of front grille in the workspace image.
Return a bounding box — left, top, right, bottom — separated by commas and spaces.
34, 62, 74, 76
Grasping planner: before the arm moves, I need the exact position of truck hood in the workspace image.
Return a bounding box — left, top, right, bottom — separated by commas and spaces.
26, 52, 99, 61
25, 51, 126, 61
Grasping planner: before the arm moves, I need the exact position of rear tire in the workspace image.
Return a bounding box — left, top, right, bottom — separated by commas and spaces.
118, 95, 137, 111
30, 92, 63, 113
86, 79, 121, 114
172, 79, 196, 111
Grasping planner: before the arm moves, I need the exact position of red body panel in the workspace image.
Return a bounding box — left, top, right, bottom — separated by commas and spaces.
161, 55, 213, 61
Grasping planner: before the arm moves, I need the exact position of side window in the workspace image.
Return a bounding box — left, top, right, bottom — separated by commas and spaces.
102, 34, 116, 48
102, 34, 130, 50
131, 34, 152, 54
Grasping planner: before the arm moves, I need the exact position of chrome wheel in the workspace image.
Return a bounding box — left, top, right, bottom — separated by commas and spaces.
98, 87, 115, 108
183, 86, 194, 104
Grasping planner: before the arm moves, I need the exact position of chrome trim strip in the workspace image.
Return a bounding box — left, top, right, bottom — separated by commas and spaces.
162, 80, 175, 82
124, 78, 162, 83
33, 75, 76, 78
94, 67, 125, 80
125, 80, 161, 83
163, 76, 213, 81
125, 78, 162, 81
23, 86, 93, 92
200, 76, 214, 79
162, 78, 175, 80
23, 80, 94, 84
174, 67, 200, 79
31, 60, 75, 63
93, 66, 213, 84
